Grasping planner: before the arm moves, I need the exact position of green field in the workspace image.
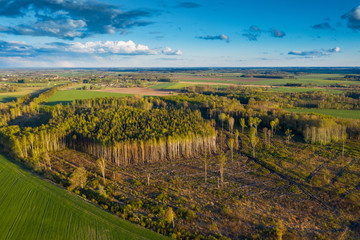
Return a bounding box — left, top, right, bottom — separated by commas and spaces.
46, 90, 133, 105
286, 108, 360, 120
177, 74, 360, 87
151, 82, 229, 90
0, 154, 167, 240
269, 87, 343, 94
0, 87, 44, 103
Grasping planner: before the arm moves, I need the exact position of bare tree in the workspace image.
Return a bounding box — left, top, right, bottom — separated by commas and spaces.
228, 117, 235, 133
203, 154, 208, 183
97, 158, 106, 185
147, 173, 151, 186
228, 138, 234, 162
341, 126, 347, 157
218, 153, 226, 187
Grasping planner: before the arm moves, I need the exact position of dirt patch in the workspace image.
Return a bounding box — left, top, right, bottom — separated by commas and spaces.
92, 87, 177, 96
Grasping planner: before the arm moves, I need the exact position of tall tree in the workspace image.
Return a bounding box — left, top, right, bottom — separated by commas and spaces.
218, 153, 226, 187
228, 138, 234, 162
249, 127, 259, 158
228, 117, 235, 133
341, 126, 347, 157
252, 117, 262, 133
240, 118, 246, 134
219, 113, 226, 131
97, 158, 106, 185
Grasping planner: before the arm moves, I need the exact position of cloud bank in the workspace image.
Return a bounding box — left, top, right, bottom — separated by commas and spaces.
0, 0, 153, 39
0, 40, 183, 57
242, 26, 286, 40
288, 47, 341, 57
270, 28, 286, 38
342, 5, 360, 31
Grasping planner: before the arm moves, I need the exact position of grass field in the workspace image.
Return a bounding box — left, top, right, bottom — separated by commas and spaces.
0, 154, 167, 240
286, 108, 360, 120
150, 82, 229, 90
0, 87, 44, 103
175, 74, 360, 87
46, 90, 133, 105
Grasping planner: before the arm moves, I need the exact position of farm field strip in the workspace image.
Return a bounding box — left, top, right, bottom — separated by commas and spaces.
45, 89, 133, 105
92, 87, 176, 96
286, 108, 360, 120
0, 154, 168, 240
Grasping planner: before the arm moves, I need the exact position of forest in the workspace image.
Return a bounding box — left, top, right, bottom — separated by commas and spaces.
0, 69, 360, 239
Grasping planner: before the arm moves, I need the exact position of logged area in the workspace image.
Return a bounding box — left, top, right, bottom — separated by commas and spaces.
0, 68, 360, 239
0, 154, 167, 240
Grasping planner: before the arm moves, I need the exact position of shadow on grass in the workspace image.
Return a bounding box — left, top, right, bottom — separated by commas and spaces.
0, 97, 17, 103
46, 101, 72, 106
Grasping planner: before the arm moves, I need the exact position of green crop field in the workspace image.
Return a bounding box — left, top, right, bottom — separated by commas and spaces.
46, 90, 133, 105
151, 82, 229, 90
0, 154, 168, 240
286, 108, 360, 120
177, 74, 360, 87
149, 82, 178, 89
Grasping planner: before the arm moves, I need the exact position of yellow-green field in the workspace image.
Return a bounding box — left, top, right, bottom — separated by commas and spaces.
0, 87, 43, 103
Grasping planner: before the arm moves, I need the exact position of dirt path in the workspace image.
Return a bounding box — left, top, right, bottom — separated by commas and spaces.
92, 88, 177, 96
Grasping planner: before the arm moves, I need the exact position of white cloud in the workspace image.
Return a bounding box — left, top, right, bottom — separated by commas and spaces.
328, 47, 341, 53
288, 47, 341, 57
162, 47, 182, 55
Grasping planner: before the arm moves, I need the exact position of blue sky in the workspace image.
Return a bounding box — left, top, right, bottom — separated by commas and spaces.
0, 0, 359, 67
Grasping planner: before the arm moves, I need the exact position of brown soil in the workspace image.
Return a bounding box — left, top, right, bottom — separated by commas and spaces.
93, 88, 177, 96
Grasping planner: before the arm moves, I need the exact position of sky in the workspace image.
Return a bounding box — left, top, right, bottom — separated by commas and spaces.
0, 0, 359, 68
